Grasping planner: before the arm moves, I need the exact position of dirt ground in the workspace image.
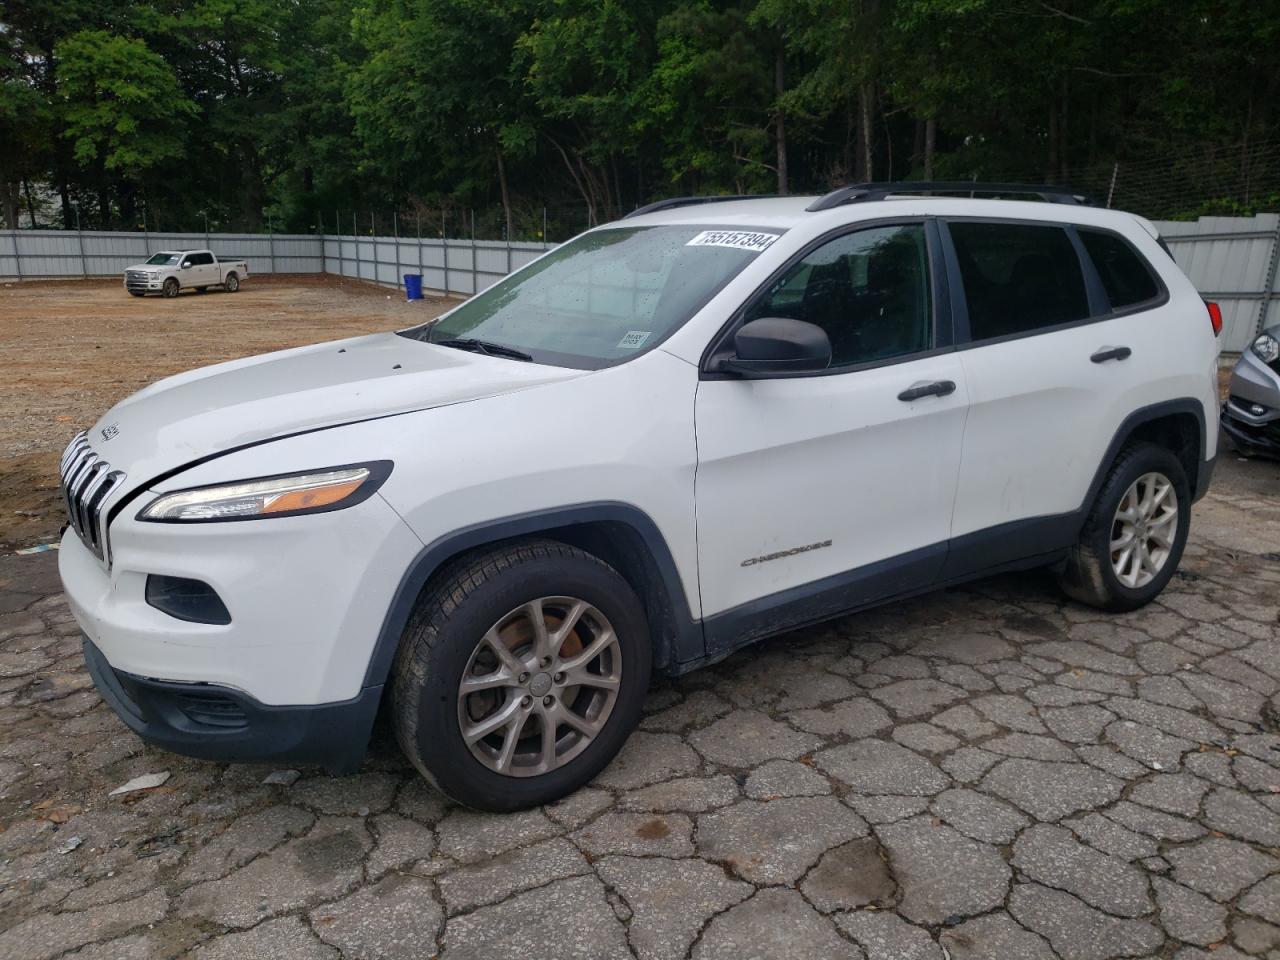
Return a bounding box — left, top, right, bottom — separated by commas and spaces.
0, 276, 449, 551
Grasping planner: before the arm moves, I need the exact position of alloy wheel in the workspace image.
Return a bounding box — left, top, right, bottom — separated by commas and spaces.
1110, 471, 1178, 588
456, 597, 622, 777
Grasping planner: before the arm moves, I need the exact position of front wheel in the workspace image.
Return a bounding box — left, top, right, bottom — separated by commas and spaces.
224, 273, 240, 292
162, 278, 179, 298
1057, 442, 1190, 612
391, 540, 651, 811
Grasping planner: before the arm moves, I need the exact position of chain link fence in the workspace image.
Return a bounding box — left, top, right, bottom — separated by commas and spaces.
1044, 139, 1280, 221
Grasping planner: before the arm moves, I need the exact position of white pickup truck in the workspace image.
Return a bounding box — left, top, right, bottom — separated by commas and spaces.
124, 250, 249, 298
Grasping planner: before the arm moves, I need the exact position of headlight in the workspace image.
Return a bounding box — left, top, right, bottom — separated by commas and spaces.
138, 462, 391, 522
1253, 333, 1280, 364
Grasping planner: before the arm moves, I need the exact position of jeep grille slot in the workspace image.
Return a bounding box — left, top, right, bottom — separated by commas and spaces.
59, 431, 125, 561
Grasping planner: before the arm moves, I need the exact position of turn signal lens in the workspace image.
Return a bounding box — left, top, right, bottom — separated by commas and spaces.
139, 464, 390, 522
259, 478, 365, 514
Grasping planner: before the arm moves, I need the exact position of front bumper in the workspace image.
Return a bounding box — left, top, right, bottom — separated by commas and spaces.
1221, 345, 1280, 457
82, 637, 379, 773
58, 488, 423, 706
1222, 400, 1280, 457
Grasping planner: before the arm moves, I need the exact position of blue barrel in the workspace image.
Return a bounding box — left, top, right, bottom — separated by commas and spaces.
404, 274, 423, 300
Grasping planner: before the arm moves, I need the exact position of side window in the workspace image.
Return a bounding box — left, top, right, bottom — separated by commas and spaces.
197, 253, 215, 265
948, 222, 1089, 341
1078, 229, 1160, 310
745, 223, 932, 367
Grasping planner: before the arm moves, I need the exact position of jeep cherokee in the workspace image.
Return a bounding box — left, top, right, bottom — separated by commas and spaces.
58, 183, 1221, 811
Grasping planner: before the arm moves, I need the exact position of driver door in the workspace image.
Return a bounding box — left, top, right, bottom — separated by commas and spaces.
694, 221, 968, 655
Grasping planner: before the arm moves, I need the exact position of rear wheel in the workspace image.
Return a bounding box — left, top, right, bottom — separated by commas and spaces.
391, 540, 651, 811
224, 273, 240, 292
162, 278, 179, 298
1058, 443, 1190, 612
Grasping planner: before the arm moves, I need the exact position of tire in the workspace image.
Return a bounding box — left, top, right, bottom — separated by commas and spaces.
162, 278, 179, 298
224, 273, 239, 292
391, 539, 651, 811
1057, 442, 1191, 612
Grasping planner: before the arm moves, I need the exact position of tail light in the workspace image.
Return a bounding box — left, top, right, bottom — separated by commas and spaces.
1205, 300, 1223, 336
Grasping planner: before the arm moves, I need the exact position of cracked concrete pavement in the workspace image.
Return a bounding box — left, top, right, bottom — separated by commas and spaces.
2, 454, 1279, 959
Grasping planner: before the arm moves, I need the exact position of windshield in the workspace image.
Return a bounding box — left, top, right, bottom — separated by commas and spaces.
145, 253, 181, 266
400, 225, 782, 368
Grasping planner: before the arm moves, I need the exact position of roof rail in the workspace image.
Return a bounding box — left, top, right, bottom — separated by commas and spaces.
805, 181, 1094, 212
624, 195, 777, 219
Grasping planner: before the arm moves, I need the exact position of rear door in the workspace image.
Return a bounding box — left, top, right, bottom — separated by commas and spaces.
941, 218, 1169, 576
694, 220, 968, 654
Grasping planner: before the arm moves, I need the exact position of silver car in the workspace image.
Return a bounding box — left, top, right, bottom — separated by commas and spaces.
1222, 325, 1280, 457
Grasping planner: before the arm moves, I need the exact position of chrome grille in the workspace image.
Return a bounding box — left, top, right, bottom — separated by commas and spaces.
59, 432, 126, 561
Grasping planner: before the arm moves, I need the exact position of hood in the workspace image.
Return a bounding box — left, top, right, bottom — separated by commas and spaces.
87, 332, 585, 492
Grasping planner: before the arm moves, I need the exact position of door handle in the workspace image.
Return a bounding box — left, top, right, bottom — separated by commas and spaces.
1091, 346, 1132, 363
897, 380, 956, 402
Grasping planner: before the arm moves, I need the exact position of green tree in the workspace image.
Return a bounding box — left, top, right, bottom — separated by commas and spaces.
349, 0, 537, 235
55, 30, 196, 224
0, 27, 55, 227
516, 0, 664, 220
645, 2, 779, 195
2, 0, 1279, 232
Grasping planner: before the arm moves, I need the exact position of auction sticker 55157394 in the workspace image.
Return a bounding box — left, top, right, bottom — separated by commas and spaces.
685, 230, 781, 252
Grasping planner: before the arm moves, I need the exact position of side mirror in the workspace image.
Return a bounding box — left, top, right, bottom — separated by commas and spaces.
723, 317, 832, 375
181, 261, 192, 269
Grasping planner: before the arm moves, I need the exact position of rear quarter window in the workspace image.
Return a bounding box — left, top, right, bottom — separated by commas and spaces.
1078, 229, 1160, 310
947, 221, 1090, 340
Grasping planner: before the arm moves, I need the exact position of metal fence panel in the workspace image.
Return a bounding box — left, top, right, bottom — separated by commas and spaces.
1154, 213, 1280, 352
5, 221, 1275, 352
0, 229, 323, 278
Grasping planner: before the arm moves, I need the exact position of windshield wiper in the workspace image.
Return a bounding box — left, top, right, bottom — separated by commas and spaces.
433, 337, 533, 362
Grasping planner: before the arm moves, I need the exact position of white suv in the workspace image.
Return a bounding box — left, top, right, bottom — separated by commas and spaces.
59, 183, 1221, 811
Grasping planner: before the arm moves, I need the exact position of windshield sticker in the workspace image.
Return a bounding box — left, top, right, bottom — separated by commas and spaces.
686, 230, 780, 253
617, 330, 652, 350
